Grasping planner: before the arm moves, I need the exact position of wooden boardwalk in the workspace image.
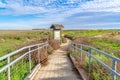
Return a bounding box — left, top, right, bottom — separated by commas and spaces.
33, 41, 81, 80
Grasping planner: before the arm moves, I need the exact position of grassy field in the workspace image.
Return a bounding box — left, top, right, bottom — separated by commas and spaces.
63, 30, 120, 80
63, 30, 120, 57
0, 30, 120, 80
0, 30, 52, 80
63, 30, 116, 39
0, 30, 51, 56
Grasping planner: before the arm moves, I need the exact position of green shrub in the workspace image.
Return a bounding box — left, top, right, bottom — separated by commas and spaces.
67, 51, 70, 57
0, 71, 7, 80
92, 70, 100, 80
62, 37, 65, 43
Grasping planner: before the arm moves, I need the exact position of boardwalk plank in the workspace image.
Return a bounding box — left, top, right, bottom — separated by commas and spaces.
33, 41, 81, 80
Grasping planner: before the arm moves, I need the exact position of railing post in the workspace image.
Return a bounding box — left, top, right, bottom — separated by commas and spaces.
112, 60, 117, 80
7, 57, 10, 80
80, 44, 82, 63
45, 43, 48, 54
70, 42, 73, 54
74, 43, 76, 54
38, 45, 40, 63
28, 47, 31, 73
88, 47, 92, 79
69, 41, 71, 53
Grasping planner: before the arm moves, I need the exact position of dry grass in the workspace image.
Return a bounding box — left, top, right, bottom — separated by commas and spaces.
73, 37, 91, 45
48, 39, 60, 50
71, 35, 120, 80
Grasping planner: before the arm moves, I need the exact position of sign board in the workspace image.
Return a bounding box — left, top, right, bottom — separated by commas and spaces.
54, 30, 60, 40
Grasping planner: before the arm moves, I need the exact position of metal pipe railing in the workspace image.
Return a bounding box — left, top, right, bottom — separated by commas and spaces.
0, 41, 48, 80
70, 42, 120, 80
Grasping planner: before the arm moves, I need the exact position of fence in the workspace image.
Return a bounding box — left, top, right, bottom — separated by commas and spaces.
0, 41, 48, 80
70, 41, 120, 80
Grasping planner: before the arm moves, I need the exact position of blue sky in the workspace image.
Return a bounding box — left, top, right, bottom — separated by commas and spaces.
0, 0, 120, 29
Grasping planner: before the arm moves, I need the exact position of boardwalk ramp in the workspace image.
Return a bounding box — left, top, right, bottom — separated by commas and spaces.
33, 41, 81, 80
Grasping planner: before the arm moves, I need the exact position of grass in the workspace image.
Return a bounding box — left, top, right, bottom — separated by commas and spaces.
90, 38, 120, 57
63, 30, 116, 39
0, 39, 23, 56
0, 30, 51, 56
63, 30, 120, 58
10, 59, 35, 80
64, 30, 120, 80
0, 30, 120, 80
0, 30, 51, 80
61, 37, 66, 43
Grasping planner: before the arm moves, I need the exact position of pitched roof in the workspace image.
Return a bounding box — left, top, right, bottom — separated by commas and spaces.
50, 24, 64, 29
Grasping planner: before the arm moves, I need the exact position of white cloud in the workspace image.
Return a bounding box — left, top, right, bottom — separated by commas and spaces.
81, 22, 120, 26
0, 0, 120, 29
0, 23, 32, 29
64, 22, 120, 29
0, 0, 120, 15
80, 0, 120, 12
0, 1, 6, 7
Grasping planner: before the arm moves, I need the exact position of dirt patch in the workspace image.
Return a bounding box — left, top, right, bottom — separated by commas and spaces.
94, 32, 119, 38
73, 37, 90, 45
64, 34, 75, 40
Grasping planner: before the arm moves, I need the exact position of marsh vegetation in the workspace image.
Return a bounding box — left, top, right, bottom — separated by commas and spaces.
63, 30, 120, 80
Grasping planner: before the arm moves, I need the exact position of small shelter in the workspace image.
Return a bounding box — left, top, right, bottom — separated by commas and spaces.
50, 24, 64, 41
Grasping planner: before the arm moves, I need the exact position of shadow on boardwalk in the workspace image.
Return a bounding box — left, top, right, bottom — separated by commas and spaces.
33, 41, 82, 80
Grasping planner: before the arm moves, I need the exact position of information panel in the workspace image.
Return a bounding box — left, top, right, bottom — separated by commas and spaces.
54, 30, 60, 40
